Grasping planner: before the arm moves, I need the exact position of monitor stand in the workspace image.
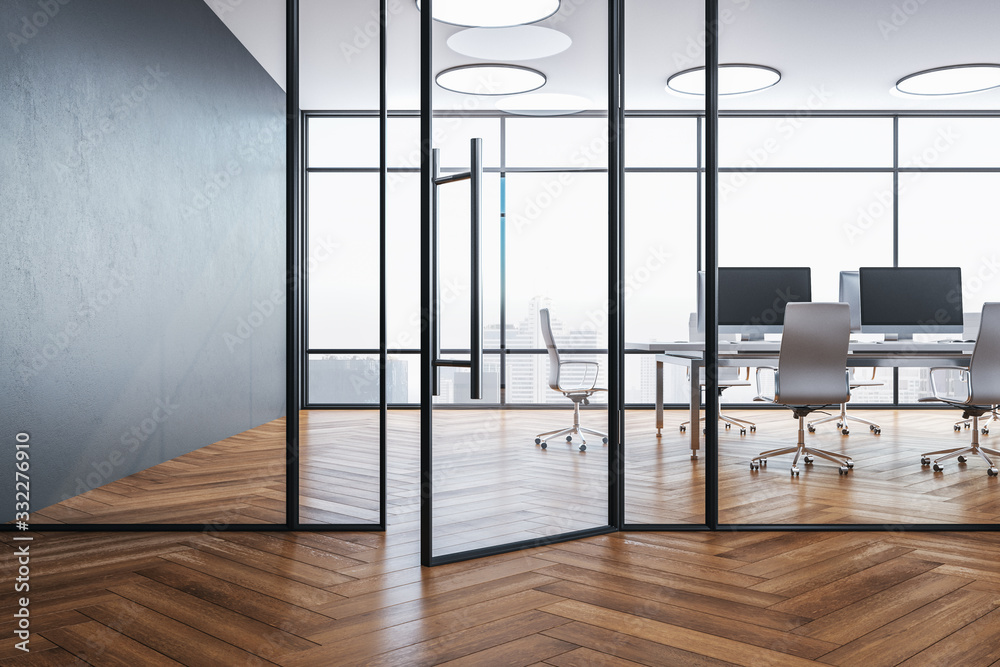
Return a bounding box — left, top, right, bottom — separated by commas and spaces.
739, 332, 765, 341
883, 333, 913, 341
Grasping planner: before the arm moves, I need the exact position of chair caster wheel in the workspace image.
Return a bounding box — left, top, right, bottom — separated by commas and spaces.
842, 429, 850, 435
566, 436, 573, 442
602, 437, 609, 444
839, 466, 849, 475
954, 425, 962, 432
966, 423, 972, 429
983, 428, 990, 435
750, 426, 756, 432
760, 459, 767, 466
846, 461, 854, 469
988, 467, 998, 477
933, 463, 943, 472
804, 456, 814, 464
958, 455, 967, 463
870, 424, 875, 431
740, 429, 747, 436
579, 444, 586, 452
725, 423, 731, 430
750, 462, 759, 471
540, 442, 547, 449
680, 426, 686, 433
921, 456, 931, 465
790, 467, 800, 476
535, 438, 542, 445
807, 425, 816, 433
873, 428, 881, 435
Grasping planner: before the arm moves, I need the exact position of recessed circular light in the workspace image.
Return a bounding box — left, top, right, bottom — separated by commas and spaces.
666, 64, 781, 96
495, 93, 592, 116
415, 0, 560, 28
447, 26, 571, 61
895, 64, 1000, 96
436, 64, 546, 96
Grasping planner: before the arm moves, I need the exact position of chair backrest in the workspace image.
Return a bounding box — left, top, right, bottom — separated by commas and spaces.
538, 308, 562, 390
968, 302, 1000, 404
775, 302, 851, 405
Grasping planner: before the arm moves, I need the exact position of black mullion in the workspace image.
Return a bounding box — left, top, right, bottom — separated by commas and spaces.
696, 117, 702, 272
893, 116, 900, 406
285, 0, 300, 530
378, 0, 388, 530
419, 0, 434, 567
704, 0, 720, 531
613, 0, 626, 529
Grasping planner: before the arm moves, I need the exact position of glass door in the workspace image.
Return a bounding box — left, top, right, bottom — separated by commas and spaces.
419, 0, 620, 564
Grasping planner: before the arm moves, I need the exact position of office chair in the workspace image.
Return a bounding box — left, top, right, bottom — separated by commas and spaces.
751, 303, 853, 475
680, 366, 757, 436
807, 368, 882, 435
533, 308, 608, 452
919, 302, 1000, 476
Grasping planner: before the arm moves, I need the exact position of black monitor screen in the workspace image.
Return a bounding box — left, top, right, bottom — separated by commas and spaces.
859, 267, 963, 332
717, 267, 812, 329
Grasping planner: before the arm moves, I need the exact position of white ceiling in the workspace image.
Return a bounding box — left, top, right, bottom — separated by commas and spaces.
208, 0, 1000, 112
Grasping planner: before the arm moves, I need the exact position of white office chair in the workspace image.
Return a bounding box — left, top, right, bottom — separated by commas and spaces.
751, 303, 854, 475
680, 366, 757, 436
919, 302, 1000, 476
533, 308, 608, 452
807, 368, 883, 435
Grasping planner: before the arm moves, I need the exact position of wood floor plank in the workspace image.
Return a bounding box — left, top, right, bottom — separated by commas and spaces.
544, 646, 652, 667
897, 607, 1000, 667
435, 634, 577, 666
0, 647, 89, 666
539, 600, 820, 667
818, 587, 1000, 666
79, 596, 275, 666
41, 620, 182, 666
542, 622, 739, 667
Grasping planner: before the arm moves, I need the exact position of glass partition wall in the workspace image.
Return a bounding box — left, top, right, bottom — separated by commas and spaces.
296, 0, 1000, 553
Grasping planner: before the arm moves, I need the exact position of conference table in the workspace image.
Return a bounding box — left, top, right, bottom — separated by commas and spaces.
630, 340, 976, 457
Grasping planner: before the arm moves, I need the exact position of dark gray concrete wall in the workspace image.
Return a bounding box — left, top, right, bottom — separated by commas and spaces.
1, 0, 286, 518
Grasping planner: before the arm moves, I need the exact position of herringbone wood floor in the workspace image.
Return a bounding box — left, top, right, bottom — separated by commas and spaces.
6, 409, 1000, 664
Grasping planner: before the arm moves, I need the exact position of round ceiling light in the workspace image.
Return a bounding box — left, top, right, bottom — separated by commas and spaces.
447, 26, 571, 61
415, 0, 560, 28
666, 64, 781, 96
436, 64, 545, 96
895, 64, 1000, 96
495, 93, 591, 116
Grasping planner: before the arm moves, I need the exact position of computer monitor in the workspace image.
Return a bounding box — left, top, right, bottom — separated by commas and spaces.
698, 267, 812, 340
839, 271, 862, 333
859, 267, 963, 339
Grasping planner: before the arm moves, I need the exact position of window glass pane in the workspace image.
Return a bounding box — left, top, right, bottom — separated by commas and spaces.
307, 172, 379, 348
386, 173, 421, 349
308, 117, 378, 168
388, 117, 420, 169
625, 118, 698, 168
506, 118, 609, 168
625, 173, 698, 344
899, 118, 1000, 168
505, 173, 609, 348
898, 172, 1000, 314
307, 354, 380, 404
433, 354, 501, 404
718, 118, 893, 168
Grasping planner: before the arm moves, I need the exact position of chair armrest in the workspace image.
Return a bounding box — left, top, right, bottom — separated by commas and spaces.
927, 366, 970, 402
754, 366, 777, 402
557, 360, 600, 392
